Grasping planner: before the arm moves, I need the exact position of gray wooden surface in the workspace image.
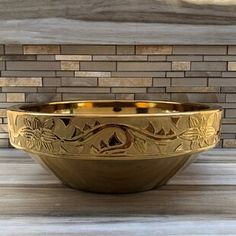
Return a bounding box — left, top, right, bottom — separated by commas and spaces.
1, 0, 236, 44
0, 148, 236, 235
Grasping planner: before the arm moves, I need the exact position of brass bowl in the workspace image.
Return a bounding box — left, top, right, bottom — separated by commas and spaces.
7, 100, 222, 193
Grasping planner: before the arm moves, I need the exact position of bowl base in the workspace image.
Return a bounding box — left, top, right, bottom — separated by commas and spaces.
30, 153, 198, 193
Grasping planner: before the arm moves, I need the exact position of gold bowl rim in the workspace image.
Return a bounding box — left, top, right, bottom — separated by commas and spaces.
7, 100, 222, 118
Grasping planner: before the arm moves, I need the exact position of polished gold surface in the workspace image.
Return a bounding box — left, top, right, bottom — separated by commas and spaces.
7, 100, 222, 193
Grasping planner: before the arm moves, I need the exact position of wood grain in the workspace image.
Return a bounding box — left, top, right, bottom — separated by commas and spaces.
1, 148, 236, 235
0, 0, 236, 44
0, 0, 236, 25
2, 18, 236, 44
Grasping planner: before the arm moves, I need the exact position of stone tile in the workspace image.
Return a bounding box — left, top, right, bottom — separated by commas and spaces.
0, 45, 3, 55
6, 61, 60, 70
111, 87, 146, 93
75, 71, 111, 77
135, 93, 170, 100
80, 62, 116, 71
6, 93, 25, 102
37, 88, 57, 93
112, 72, 165, 77
166, 86, 220, 93
166, 72, 184, 77
147, 88, 166, 93
61, 77, 97, 87
61, 61, 80, 70
191, 62, 226, 71
222, 72, 236, 77
221, 133, 236, 139
43, 77, 61, 87
171, 78, 207, 86
0, 124, 8, 132
56, 71, 74, 77
225, 109, 236, 118
173, 46, 227, 55
0, 55, 36, 61
221, 87, 236, 92
37, 55, 55, 61
147, 56, 166, 61
23, 45, 60, 54
62, 93, 115, 100
0, 94, 6, 102
228, 46, 236, 55
222, 118, 236, 124
226, 94, 236, 102
209, 78, 236, 86
136, 46, 172, 55
0, 61, 5, 70
0, 77, 42, 87
117, 62, 171, 71
1, 71, 55, 77
172, 61, 190, 71
153, 78, 171, 87
185, 71, 222, 77
167, 55, 203, 61
80, 61, 116, 71
222, 124, 236, 133
204, 55, 236, 61
171, 93, 225, 103
115, 94, 135, 100
26, 93, 61, 102
221, 103, 236, 109
55, 55, 91, 61
5, 45, 22, 54
57, 87, 110, 93
117, 46, 134, 55
0, 103, 19, 109
2, 87, 37, 92
223, 139, 236, 148
228, 62, 236, 71
93, 55, 147, 61
0, 109, 6, 117
61, 45, 115, 55
99, 78, 152, 87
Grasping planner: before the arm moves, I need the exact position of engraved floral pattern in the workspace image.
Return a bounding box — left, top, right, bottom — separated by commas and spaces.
8, 111, 221, 158
18, 118, 59, 151
180, 113, 220, 149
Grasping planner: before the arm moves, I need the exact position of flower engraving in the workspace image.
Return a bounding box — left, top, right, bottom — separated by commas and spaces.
9, 111, 221, 157
18, 118, 59, 151
180, 114, 218, 149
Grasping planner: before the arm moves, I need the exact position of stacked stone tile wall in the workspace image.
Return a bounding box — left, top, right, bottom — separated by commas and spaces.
0, 45, 235, 148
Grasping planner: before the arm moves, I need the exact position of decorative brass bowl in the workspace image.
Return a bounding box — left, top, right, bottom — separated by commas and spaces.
7, 100, 222, 193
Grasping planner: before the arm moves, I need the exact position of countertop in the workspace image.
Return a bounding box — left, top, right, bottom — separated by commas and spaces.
0, 148, 236, 235
1, 0, 236, 44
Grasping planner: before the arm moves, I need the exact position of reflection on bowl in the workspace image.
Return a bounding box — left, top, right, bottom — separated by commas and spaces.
7, 100, 222, 193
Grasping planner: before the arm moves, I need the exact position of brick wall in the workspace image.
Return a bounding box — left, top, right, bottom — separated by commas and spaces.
0, 44, 235, 148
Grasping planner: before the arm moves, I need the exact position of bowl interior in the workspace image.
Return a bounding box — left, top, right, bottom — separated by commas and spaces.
16, 100, 212, 115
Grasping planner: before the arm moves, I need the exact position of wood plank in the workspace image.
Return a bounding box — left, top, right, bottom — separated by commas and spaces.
1, 216, 236, 236
1, 186, 236, 216
1, 0, 236, 44
1, 18, 236, 44
0, 0, 236, 24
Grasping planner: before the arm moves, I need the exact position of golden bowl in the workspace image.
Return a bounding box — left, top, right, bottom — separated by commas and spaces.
7, 100, 222, 193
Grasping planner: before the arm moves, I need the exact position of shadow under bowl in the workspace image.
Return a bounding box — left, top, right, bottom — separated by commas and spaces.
7, 100, 222, 193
